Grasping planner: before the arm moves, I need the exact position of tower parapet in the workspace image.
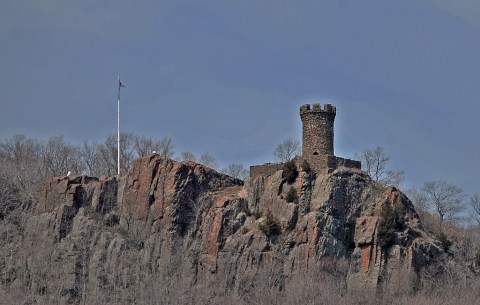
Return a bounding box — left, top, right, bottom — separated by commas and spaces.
300, 103, 336, 157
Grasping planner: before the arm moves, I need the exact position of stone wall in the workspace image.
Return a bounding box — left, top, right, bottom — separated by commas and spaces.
249, 156, 361, 179
303, 155, 361, 174
300, 103, 336, 157
250, 163, 285, 178
335, 156, 362, 169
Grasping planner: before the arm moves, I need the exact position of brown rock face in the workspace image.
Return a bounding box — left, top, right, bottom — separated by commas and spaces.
122, 155, 243, 234
346, 187, 442, 291
38, 175, 117, 215
8, 154, 444, 302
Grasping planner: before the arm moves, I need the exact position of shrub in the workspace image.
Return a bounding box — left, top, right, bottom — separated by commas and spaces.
301, 159, 311, 172
377, 200, 405, 249
393, 202, 405, 228
242, 227, 250, 234
253, 209, 263, 220
240, 206, 252, 216
118, 227, 129, 237
282, 160, 298, 184
286, 187, 298, 203
437, 232, 453, 251
259, 210, 281, 237
475, 248, 480, 266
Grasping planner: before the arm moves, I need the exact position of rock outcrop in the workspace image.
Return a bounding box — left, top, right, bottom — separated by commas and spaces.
2, 154, 445, 303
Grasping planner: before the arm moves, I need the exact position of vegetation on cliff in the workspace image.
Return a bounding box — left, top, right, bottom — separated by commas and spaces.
282, 160, 298, 184
258, 209, 281, 237
377, 200, 405, 248
1, 136, 480, 305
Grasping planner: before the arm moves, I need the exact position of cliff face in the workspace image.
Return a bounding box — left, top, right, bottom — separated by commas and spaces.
3, 154, 444, 303
246, 165, 442, 291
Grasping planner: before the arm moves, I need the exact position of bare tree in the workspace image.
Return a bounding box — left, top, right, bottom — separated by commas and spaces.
422, 180, 465, 231
43, 136, 84, 177
117, 132, 136, 173
157, 137, 175, 159
181, 151, 197, 162
198, 152, 217, 169
273, 138, 300, 163
134, 135, 174, 158
98, 132, 137, 175
405, 186, 440, 232
470, 193, 480, 225
0, 162, 31, 207
356, 146, 404, 187
0, 134, 47, 201
79, 141, 110, 177
222, 163, 249, 180
405, 187, 428, 211
133, 136, 157, 157
98, 135, 120, 175
0, 180, 20, 219
80, 135, 175, 176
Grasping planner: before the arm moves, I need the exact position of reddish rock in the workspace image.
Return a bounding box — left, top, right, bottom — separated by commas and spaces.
37, 175, 101, 214
355, 216, 378, 246
21, 154, 444, 301
361, 246, 372, 273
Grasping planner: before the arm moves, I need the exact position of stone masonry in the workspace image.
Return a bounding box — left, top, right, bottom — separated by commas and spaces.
250, 103, 361, 178
300, 103, 335, 156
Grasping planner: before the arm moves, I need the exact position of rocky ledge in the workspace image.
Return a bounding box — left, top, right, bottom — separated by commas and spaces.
4, 154, 445, 303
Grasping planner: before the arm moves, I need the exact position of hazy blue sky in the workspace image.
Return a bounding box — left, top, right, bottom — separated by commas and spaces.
1, 0, 479, 196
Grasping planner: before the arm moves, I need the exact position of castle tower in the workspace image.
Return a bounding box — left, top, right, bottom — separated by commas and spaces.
300, 103, 336, 157
250, 103, 360, 179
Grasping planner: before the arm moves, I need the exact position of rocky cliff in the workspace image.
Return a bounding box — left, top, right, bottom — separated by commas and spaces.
1, 154, 445, 304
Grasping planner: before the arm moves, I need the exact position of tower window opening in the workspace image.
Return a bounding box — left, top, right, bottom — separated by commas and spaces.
313, 151, 319, 155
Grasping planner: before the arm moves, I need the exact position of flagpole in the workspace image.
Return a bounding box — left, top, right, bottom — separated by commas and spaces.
117, 75, 121, 176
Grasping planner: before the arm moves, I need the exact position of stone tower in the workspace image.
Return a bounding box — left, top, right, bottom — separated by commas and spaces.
250, 103, 360, 178
300, 103, 336, 157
